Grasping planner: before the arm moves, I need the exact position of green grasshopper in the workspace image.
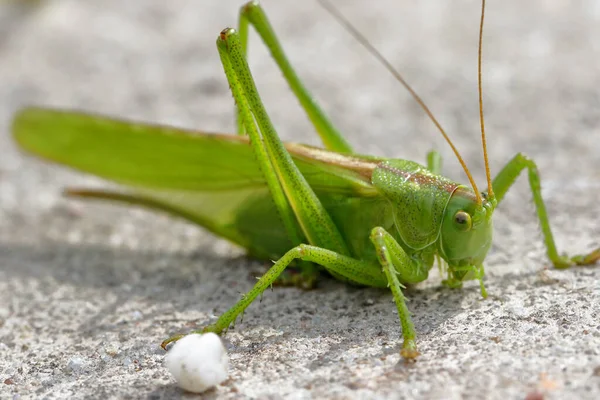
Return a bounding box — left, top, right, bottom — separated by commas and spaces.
10, 0, 600, 359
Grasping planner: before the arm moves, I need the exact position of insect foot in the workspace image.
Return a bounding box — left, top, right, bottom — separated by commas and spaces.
161, 334, 186, 350
400, 340, 420, 361
160, 320, 231, 351
553, 248, 600, 269
161, 323, 227, 351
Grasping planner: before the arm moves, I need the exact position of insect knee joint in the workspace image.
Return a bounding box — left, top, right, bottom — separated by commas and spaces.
295, 244, 308, 257
369, 227, 386, 242
516, 152, 533, 163
242, 0, 260, 13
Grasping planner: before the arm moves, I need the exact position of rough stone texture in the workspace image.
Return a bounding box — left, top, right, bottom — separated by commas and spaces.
1, 0, 599, 399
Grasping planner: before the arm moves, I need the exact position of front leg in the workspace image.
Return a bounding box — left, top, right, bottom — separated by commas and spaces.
492, 153, 599, 268
370, 227, 430, 360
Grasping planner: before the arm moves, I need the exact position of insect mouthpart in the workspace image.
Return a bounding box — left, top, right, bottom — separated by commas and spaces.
448, 261, 480, 281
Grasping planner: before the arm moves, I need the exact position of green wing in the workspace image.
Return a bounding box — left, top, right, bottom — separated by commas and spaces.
12, 107, 379, 258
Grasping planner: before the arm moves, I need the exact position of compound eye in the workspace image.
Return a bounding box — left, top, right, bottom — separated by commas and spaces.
454, 211, 472, 231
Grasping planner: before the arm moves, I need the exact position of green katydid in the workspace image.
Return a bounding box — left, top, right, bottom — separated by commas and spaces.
10, 0, 600, 360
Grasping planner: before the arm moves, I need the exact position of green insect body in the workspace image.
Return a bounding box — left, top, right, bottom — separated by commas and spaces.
11, 0, 599, 359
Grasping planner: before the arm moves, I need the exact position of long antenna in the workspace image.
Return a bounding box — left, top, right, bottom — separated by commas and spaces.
317, 0, 482, 204
478, 0, 494, 201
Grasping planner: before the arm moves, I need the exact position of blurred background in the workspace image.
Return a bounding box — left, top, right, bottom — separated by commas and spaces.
1, 0, 599, 170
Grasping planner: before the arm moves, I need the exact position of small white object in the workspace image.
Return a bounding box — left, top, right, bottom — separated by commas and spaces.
165, 333, 229, 393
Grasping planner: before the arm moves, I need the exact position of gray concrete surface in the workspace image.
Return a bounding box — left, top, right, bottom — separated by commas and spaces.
1, 0, 599, 398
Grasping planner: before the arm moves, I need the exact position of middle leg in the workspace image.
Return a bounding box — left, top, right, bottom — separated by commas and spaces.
370, 226, 430, 359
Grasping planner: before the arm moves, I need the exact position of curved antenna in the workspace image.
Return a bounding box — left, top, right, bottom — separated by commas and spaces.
478, 0, 494, 201
317, 0, 482, 204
